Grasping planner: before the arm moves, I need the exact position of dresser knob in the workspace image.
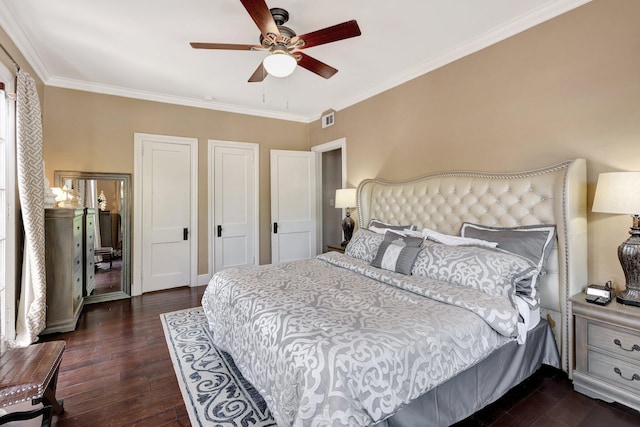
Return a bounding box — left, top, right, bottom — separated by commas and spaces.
614, 367, 640, 382
613, 338, 640, 352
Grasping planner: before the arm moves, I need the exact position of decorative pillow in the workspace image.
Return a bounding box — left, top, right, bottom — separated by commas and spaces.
411, 240, 538, 302
371, 231, 423, 275
395, 228, 425, 239
422, 227, 498, 248
368, 219, 418, 234
460, 223, 557, 308
345, 229, 385, 263
459, 223, 556, 272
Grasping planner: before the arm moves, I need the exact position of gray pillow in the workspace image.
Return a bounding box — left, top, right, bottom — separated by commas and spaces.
460, 223, 556, 309
345, 229, 385, 263
371, 231, 423, 275
411, 240, 538, 302
459, 223, 556, 272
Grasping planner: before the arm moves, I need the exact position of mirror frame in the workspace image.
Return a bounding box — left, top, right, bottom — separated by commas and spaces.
54, 170, 131, 303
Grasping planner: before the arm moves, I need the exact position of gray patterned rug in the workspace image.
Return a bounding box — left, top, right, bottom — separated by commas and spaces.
160, 307, 276, 427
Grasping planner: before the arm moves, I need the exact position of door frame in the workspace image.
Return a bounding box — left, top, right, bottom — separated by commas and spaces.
311, 138, 347, 255
132, 133, 199, 296
207, 139, 260, 278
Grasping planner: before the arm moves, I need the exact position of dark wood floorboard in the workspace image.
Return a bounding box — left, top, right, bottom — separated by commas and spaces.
93, 258, 123, 296
39, 286, 640, 426
40, 286, 204, 427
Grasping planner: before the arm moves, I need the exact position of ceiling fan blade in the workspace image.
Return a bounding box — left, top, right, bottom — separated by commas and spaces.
190, 42, 260, 51
240, 0, 281, 41
295, 20, 361, 49
248, 62, 267, 82
296, 52, 337, 79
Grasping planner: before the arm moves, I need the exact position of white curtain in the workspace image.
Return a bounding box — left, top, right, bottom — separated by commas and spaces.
11, 70, 46, 347
83, 179, 104, 254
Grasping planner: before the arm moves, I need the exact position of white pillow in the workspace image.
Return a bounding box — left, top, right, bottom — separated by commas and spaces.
422, 227, 498, 248
368, 219, 418, 235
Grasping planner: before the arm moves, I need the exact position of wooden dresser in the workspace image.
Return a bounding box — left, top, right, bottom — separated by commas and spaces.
43, 208, 85, 334
83, 208, 96, 296
571, 293, 640, 411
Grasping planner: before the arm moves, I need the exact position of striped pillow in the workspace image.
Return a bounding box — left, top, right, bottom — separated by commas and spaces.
371, 231, 422, 275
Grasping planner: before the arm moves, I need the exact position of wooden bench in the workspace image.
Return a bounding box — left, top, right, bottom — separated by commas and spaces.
95, 246, 114, 269
0, 341, 65, 426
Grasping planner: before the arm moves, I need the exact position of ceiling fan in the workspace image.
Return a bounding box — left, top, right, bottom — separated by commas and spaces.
190, 0, 361, 82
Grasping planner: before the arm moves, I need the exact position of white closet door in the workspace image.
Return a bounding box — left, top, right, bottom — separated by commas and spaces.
270, 150, 317, 263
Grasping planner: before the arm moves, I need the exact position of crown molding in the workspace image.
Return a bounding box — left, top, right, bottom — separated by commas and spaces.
45, 76, 311, 122
0, 0, 50, 80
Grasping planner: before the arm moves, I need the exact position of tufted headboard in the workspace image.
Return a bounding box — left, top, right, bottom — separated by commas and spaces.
356, 159, 587, 373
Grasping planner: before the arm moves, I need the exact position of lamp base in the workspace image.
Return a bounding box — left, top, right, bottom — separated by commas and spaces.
617, 288, 640, 307
617, 218, 640, 307
341, 212, 355, 247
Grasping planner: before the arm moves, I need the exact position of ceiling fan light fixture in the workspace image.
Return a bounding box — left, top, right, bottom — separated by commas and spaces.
263, 51, 296, 78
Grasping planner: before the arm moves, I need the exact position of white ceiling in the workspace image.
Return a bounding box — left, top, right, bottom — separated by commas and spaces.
0, 0, 590, 122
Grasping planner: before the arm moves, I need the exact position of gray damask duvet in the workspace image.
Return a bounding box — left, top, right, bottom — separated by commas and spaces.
202, 242, 537, 426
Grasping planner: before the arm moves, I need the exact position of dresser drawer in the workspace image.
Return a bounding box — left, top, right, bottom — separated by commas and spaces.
73, 269, 83, 310
588, 350, 640, 394
73, 239, 83, 263
588, 322, 640, 362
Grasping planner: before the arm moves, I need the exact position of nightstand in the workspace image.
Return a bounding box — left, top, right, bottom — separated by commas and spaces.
571, 293, 640, 411
326, 244, 345, 254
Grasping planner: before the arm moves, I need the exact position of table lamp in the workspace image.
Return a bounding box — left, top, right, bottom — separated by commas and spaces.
335, 188, 357, 247
592, 171, 640, 306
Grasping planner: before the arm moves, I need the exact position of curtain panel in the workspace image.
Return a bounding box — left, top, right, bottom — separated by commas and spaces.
11, 69, 46, 347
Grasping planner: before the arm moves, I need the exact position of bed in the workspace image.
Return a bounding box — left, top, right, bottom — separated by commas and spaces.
202, 159, 587, 426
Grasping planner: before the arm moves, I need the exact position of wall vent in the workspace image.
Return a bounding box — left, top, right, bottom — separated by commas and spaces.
321, 111, 335, 128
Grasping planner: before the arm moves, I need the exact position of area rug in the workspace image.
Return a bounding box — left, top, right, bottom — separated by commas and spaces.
160, 307, 276, 427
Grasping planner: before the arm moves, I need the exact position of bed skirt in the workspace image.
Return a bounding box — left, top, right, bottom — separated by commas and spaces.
375, 318, 560, 427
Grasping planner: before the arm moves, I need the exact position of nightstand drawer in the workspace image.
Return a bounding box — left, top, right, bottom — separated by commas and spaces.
572, 294, 640, 411
588, 350, 640, 393
588, 322, 640, 362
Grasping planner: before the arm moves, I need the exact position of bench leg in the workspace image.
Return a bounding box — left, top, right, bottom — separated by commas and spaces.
42, 387, 63, 415
40, 366, 64, 415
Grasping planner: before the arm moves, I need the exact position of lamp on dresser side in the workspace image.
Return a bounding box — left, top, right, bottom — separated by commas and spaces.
335, 188, 357, 247
592, 171, 640, 306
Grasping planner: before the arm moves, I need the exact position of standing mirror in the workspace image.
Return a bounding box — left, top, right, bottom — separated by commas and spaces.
54, 171, 131, 303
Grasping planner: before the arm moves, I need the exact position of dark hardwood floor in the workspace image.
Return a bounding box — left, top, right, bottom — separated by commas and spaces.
39, 286, 640, 427
93, 258, 123, 296
41, 286, 205, 426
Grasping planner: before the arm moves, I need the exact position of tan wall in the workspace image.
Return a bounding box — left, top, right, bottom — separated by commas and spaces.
42, 87, 309, 272
8, 0, 640, 292
310, 0, 640, 292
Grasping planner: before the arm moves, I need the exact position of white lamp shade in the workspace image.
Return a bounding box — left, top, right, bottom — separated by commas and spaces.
335, 188, 357, 209
592, 172, 640, 215
263, 52, 296, 78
